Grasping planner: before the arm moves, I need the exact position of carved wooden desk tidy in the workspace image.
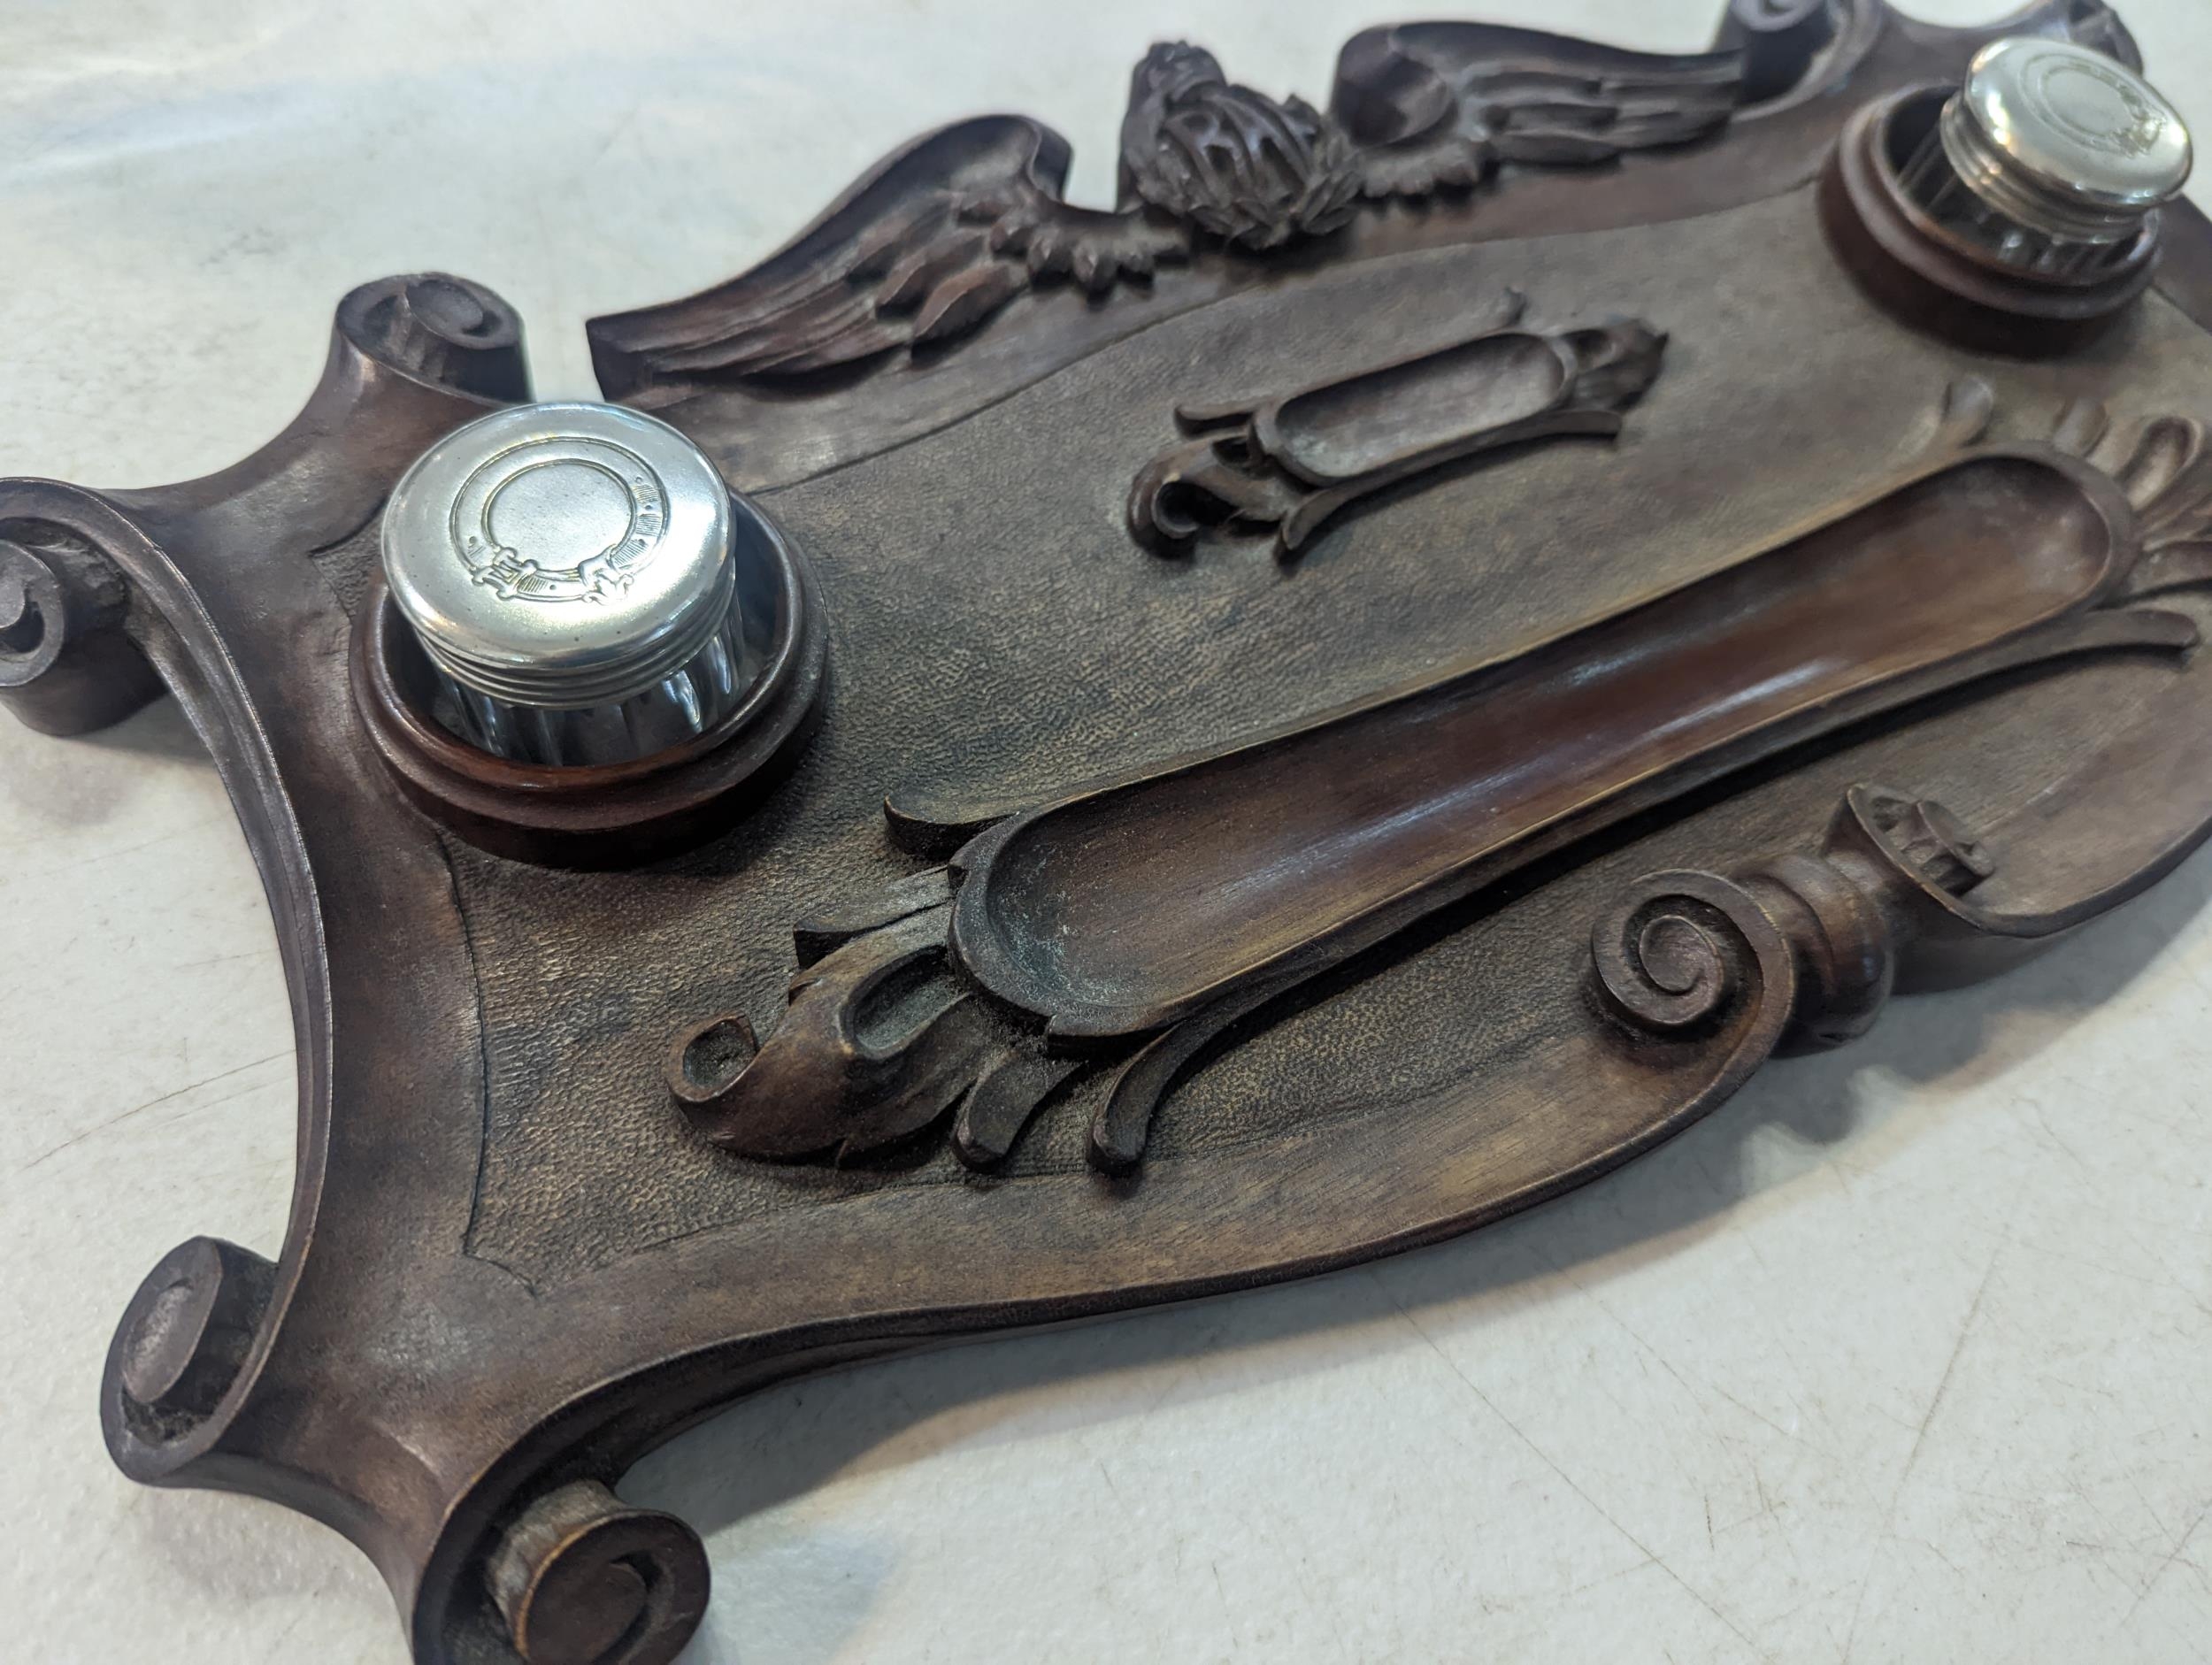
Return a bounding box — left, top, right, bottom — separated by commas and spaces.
6, 4, 2210, 1662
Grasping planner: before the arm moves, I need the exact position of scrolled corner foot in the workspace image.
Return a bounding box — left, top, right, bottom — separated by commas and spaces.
335, 272, 532, 405
0, 529, 161, 738
102, 1236, 276, 1475
484, 1480, 710, 1665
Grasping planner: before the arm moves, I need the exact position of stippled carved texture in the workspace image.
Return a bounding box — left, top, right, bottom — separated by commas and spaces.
449, 189, 2212, 1283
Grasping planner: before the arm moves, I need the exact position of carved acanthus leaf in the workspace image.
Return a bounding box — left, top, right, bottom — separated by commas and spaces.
670, 875, 1081, 1170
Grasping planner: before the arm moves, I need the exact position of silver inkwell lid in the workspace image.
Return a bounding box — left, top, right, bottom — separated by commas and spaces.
381, 402, 746, 766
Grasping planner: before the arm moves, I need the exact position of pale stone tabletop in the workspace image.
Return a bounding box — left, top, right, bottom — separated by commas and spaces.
4, 3, 2210, 1661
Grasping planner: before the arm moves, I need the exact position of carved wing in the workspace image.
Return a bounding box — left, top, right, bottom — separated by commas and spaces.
588, 117, 1187, 389
1333, 23, 1746, 198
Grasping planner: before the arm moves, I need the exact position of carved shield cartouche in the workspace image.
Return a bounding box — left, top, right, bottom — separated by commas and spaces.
5, 4, 2209, 1663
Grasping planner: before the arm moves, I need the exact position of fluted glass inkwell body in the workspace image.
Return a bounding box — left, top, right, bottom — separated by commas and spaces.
1895, 36, 2191, 277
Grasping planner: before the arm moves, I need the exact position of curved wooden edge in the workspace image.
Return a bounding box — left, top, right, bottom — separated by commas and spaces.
1, 478, 348, 1517
1, 275, 523, 740
0, 275, 536, 1612
1901, 651, 2212, 945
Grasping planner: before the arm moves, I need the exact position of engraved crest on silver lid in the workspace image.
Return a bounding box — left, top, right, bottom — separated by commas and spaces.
447, 434, 670, 605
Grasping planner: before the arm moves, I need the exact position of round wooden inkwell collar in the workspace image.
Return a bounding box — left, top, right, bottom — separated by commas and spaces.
350, 495, 826, 867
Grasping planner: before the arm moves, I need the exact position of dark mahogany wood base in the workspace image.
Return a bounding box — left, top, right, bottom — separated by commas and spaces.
5, 5, 2207, 1663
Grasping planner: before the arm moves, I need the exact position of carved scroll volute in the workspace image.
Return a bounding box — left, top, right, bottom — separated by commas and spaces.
1576, 867, 1810, 1208
1588, 869, 1803, 1097
1601, 771, 2078, 1061
337, 272, 530, 406
1714, 0, 1839, 105
1, 272, 527, 747
1594, 786, 1998, 1058
0, 528, 159, 736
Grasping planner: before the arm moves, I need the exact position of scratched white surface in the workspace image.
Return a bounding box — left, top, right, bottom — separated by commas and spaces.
4, 2, 2211, 1661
